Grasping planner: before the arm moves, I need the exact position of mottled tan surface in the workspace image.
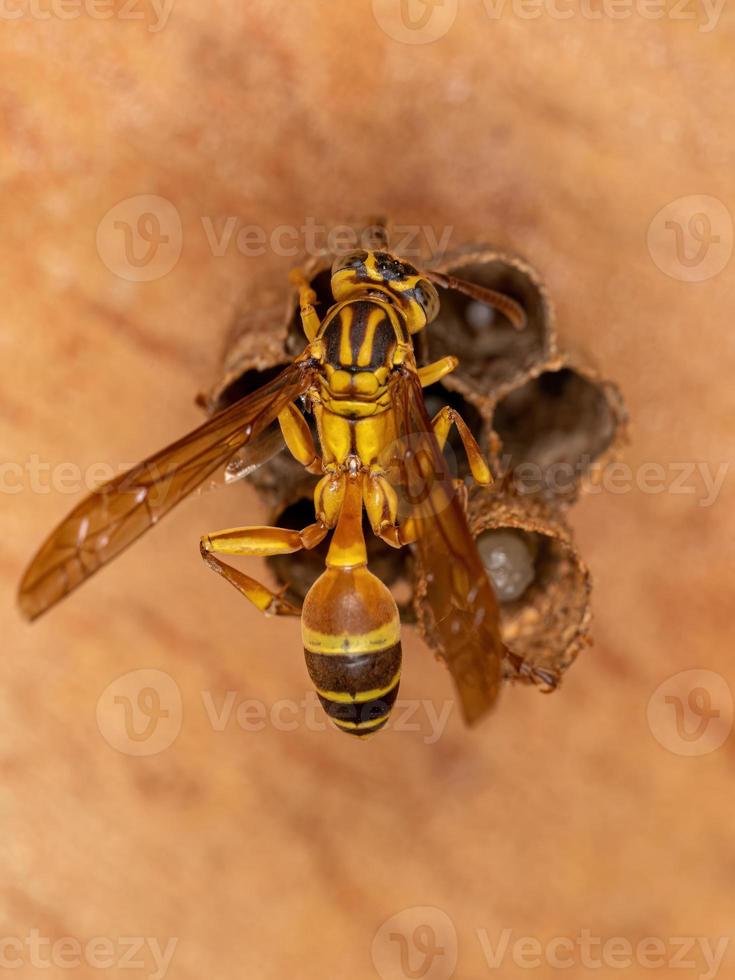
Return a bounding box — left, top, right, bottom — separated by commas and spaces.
3, 3, 735, 979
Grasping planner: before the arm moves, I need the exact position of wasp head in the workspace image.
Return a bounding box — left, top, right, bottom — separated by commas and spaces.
331, 249, 440, 335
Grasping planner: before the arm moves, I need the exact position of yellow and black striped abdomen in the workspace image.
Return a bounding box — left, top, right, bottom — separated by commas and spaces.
301, 565, 401, 738
305, 645, 401, 737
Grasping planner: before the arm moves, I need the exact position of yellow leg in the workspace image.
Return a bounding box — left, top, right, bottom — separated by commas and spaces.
363, 468, 417, 549
278, 402, 321, 473
418, 356, 458, 388
431, 406, 492, 486
314, 467, 346, 526
289, 267, 321, 343
374, 519, 417, 549
200, 521, 328, 615
363, 397, 490, 548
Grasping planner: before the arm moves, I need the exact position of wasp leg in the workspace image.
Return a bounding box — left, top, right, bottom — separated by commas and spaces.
278, 402, 321, 474
417, 356, 458, 388
430, 406, 492, 486
200, 522, 329, 616
375, 519, 417, 548
503, 649, 562, 693
289, 267, 321, 343
363, 469, 417, 549
452, 478, 469, 515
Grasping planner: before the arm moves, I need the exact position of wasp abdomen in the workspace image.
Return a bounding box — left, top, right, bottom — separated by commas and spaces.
301, 566, 401, 738
305, 645, 401, 737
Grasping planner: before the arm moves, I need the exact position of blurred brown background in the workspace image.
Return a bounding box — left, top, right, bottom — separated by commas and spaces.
3, 2, 735, 978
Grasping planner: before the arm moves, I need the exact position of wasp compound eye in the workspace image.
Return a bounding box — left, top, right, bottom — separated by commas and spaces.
412, 278, 440, 325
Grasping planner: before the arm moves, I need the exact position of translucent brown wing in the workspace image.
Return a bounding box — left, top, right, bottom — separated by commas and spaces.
19, 358, 317, 621
197, 421, 286, 495
389, 369, 504, 726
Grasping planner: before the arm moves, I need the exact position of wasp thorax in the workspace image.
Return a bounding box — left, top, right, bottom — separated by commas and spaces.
326, 366, 382, 396
301, 565, 401, 738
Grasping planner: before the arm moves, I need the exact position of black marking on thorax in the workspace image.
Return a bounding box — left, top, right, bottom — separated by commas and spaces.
322, 301, 399, 371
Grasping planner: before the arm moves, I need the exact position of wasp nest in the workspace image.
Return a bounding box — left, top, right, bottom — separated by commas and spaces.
201, 234, 627, 687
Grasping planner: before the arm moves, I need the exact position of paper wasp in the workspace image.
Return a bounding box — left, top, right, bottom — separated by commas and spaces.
19, 249, 558, 737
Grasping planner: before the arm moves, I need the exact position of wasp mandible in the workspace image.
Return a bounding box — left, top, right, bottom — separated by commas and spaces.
19, 249, 558, 737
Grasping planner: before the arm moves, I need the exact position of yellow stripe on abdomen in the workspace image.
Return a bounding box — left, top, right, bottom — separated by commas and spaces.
302, 618, 400, 655
315, 668, 401, 704
304, 644, 402, 738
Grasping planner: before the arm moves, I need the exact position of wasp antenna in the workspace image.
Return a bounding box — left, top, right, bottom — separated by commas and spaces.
424, 269, 527, 331
363, 216, 391, 250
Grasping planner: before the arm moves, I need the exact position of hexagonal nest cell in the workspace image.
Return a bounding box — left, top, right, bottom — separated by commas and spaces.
491, 361, 627, 504
466, 488, 592, 678
425, 246, 555, 400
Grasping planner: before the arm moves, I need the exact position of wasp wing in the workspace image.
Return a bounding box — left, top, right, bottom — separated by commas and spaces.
389, 370, 504, 726
197, 421, 286, 495
18, 359, 317, 621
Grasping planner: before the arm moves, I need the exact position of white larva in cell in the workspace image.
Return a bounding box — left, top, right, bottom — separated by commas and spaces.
477, 529, 536, 603
464, 299, 495, 331
463, 299, 510, 356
